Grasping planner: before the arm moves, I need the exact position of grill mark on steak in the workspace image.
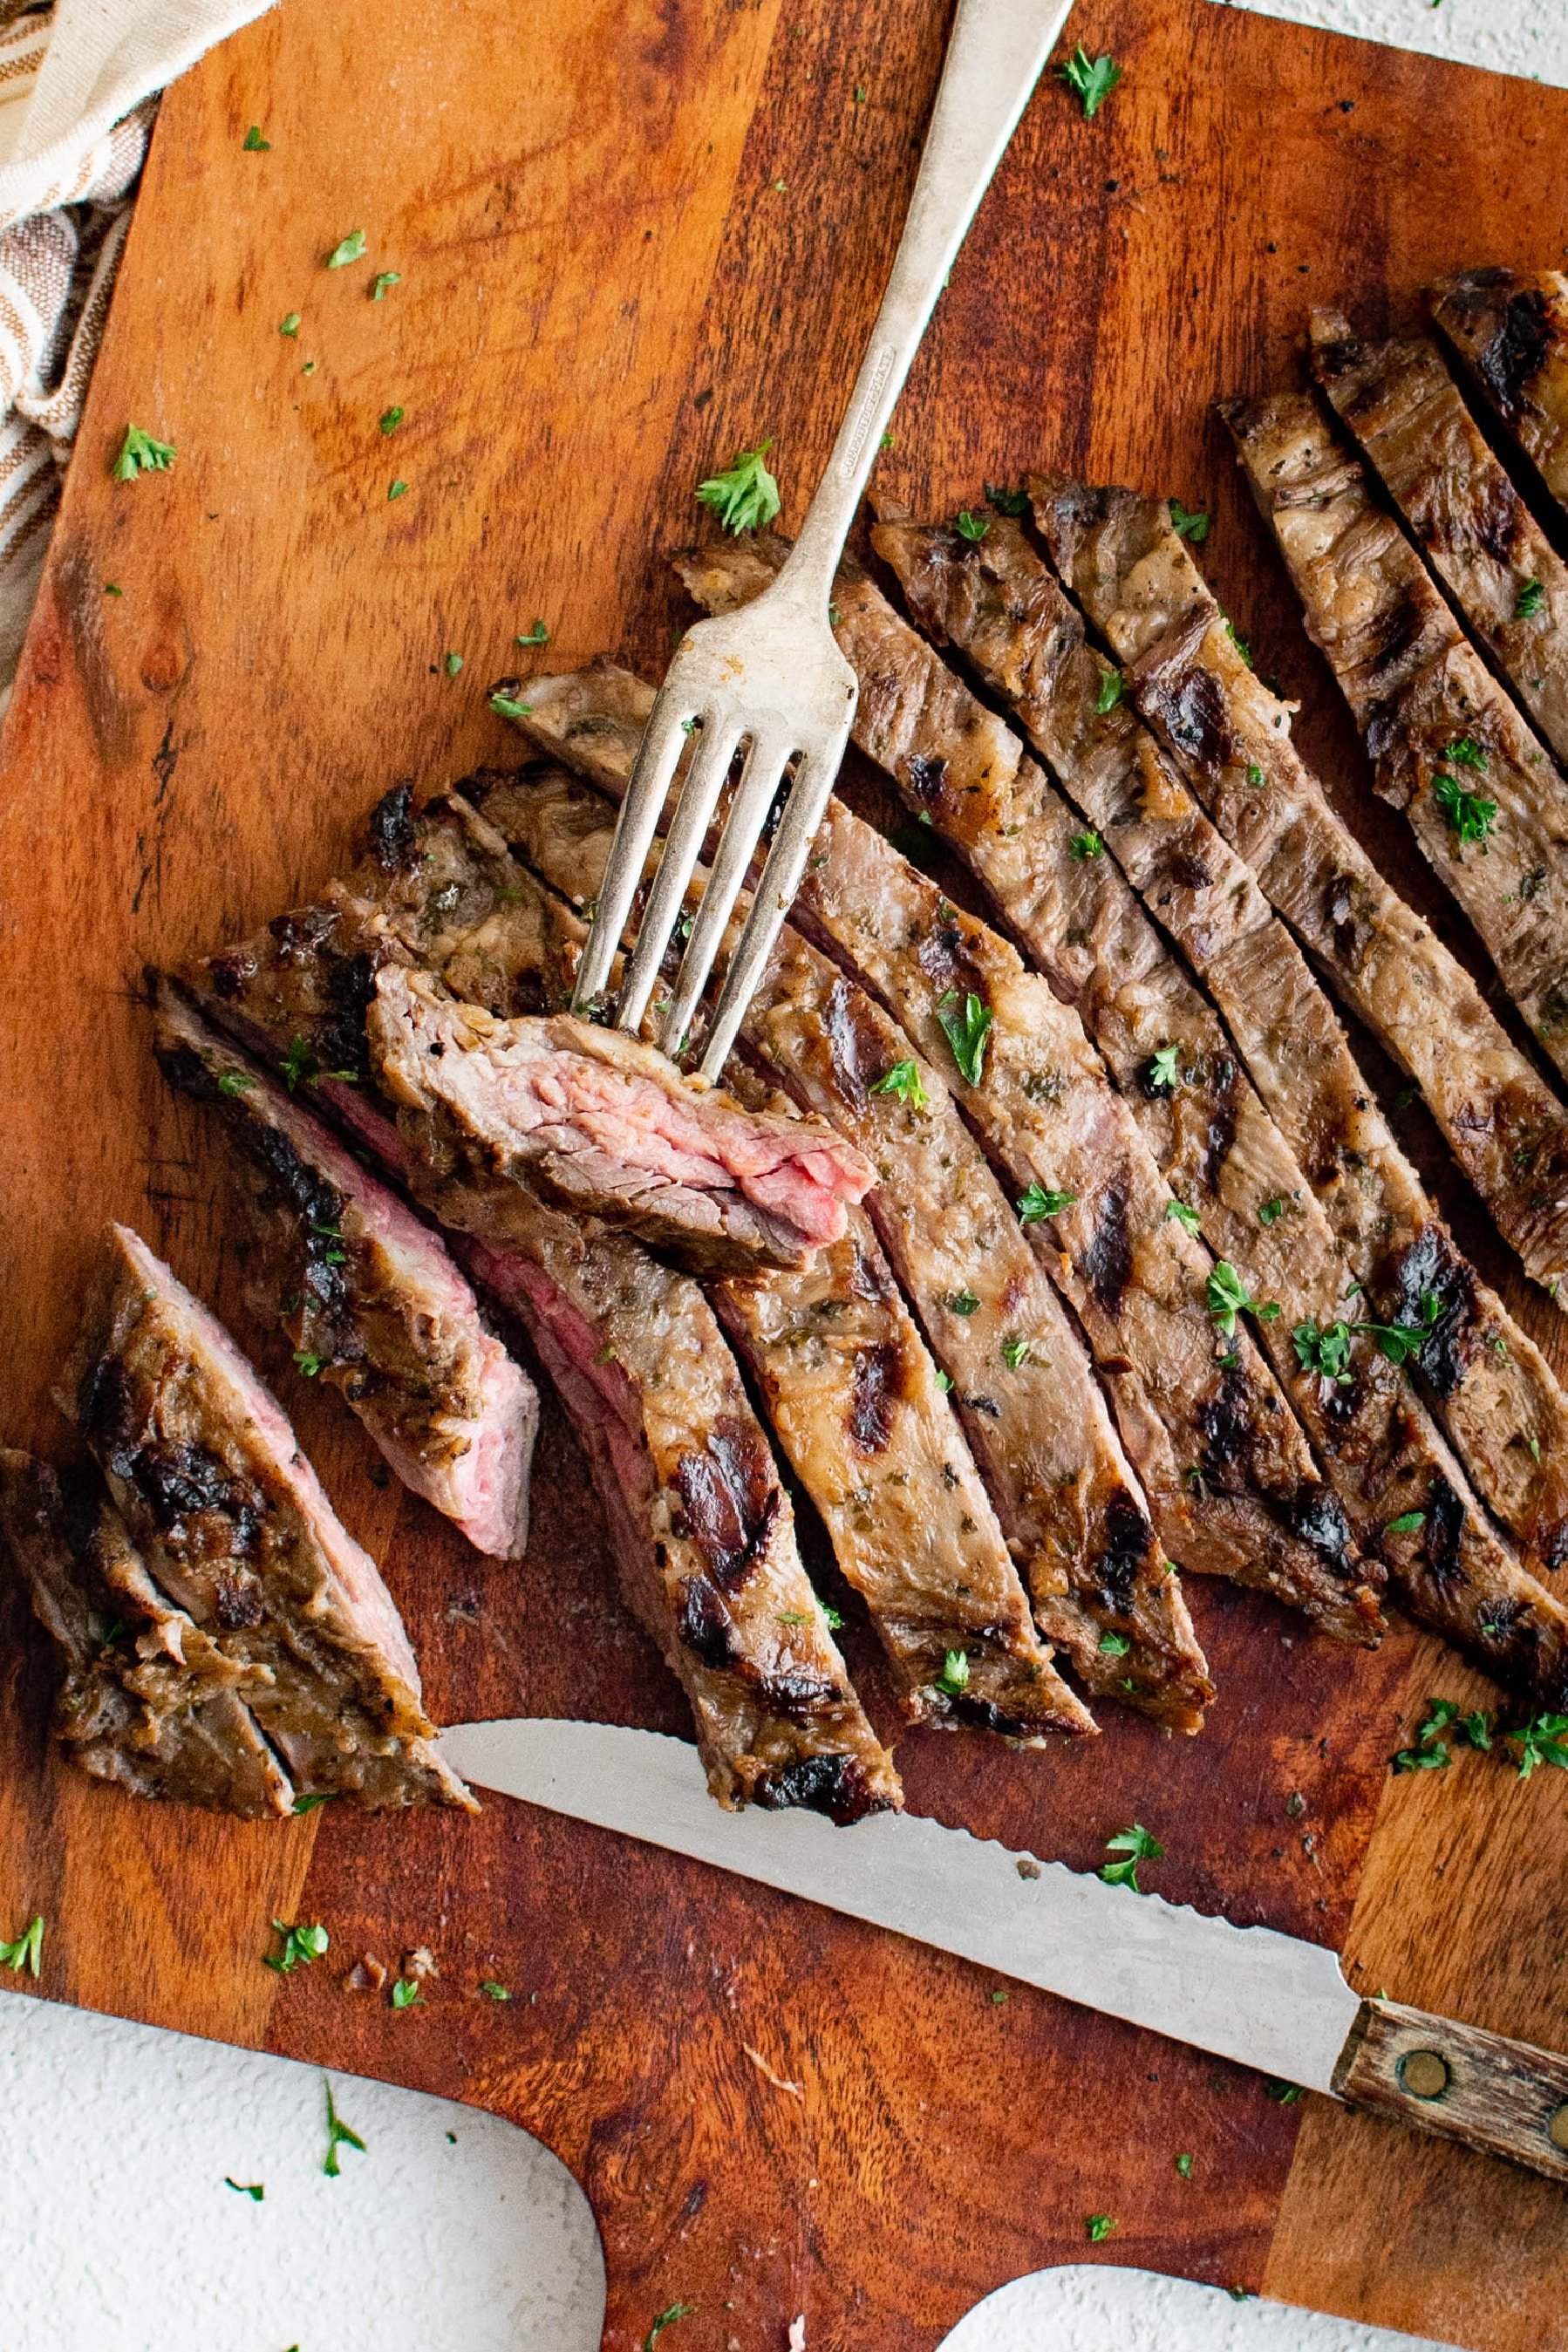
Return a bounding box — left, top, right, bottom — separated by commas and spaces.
1082, 1176, 1133, 1311
675, 1418, 782, 1592
1430, 269, 1568, 511
848, 1340, 903, 1453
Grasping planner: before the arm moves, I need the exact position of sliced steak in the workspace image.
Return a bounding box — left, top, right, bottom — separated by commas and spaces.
480, 749, 1206, 1728
153, 981, 536, 1560
0, 1449, 294, 1817
1310, 314, 1568, 767
1429, 268, 1568, 515
1217, 380, 1568, 1093
56, 1224, 475, 1809
675, 539, 1381, 1644
870, 507, 1568, 1700
366, 971, 871, 1274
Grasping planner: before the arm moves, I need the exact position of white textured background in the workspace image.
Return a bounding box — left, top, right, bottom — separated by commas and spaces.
3, 1, 1563, 2348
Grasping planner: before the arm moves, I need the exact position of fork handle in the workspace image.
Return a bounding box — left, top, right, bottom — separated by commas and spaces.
776, 0, 1075, 614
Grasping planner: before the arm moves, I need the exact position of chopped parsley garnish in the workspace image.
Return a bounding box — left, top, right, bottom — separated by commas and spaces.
937, 988, 992, 1085
0, 1914, 44, 1975
1175, 2152, 1194, 2178
1508, 1712, 1568, 1779
954, 508, 990, 542
387, 479, 408, 501
104, 583, 122, 595
217, 1069, 256, 1095
1017, 1182, 1076, 1223
1206, 1260, 1279, 1340
1258, 1196, 1285, 1226
644, 2308, 696, 2352
1368, 1290, 1442, 1367
112, 425, 175, 481
278, 1034, 357, 1091
481, 1980, 511, 2001
1100, 1822, 1162, 1892
823, 1605, 844, 1631
946, 1290, 980, 1317
242, 126, 270, 151
371, 270, 400, 300
696, 440, 781, 534
391, 1976, 422, 2010
1446, 737, 1487, 770
1145, 1042, 1182, 1092
444, 651, 463, 676
322, 2078, 365, 2176
1433, 767, 1497, 847
1086, 2212, 1117, 2240
279, 312, 301, 337
379, 406, 405, 434
516, 618, 549, 645
933, 1369, 953, 1393
1094, 667, 1123, 715
1384, 1510, 1426, 1536
1070, 828, 1103, 858
226, 2177, 265, 2199
1394, 1696, 1492, 1774
1265, 2079, 1303, 2104
985, 482, 1030, 517
490, 693, 534, 719
1246, 764, 1264, 787
1166, 1199, 1201, 1234
937, 1647, 971, 1694
1099, 1631, 1130, 1656
291, 1791, 337, 1814
1516, 578, 1546, 619
325, 229, 366, 269
1002, 1336, 1032, 1369
1293, 1320, 1353, 1382
869, 1058, 930, 1110
265, 1919, 329, 1973
1169, 498, 1210, 542
1226, 620, 1252, 668
1059, 44, 1121, 118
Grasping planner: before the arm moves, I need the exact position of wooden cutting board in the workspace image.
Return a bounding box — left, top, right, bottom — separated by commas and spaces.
3, 2, 1568, 2344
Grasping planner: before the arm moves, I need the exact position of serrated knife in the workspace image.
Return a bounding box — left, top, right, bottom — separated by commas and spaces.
439, 1717, 1568, 2183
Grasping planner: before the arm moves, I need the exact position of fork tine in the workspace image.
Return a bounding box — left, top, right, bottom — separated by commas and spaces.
697, 740, 842, 1081
656, 726, 795, 1058
614, 714, 744, 1033
570, 692, 692, 1011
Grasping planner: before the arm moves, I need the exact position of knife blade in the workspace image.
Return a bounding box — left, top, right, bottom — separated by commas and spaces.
438, 1716, 1568, 2181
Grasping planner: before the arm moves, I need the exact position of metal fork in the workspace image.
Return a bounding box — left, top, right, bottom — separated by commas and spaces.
571, 0, 1074, 1080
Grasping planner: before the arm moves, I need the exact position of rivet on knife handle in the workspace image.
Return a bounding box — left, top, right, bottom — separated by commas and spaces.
1333, 1997, 1568, 2181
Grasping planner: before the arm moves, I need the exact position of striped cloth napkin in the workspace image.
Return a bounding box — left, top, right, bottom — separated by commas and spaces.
0, 0, 273, 687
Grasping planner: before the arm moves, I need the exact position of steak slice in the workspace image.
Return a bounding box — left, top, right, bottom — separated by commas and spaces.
0, 1449, 293, 1817
1043, 456, 1568, 1311
674, 542, 1381, 1646
365, 971, 872, 1274
1310, 314, 1568, 768
153, 981, 537, 1560
869, 508, 1568, 1701
1219, 380, 1568, 1093
1026, 478, 1568, 1578
1429, 268, 1568, 515
57, 1224, 476, 1810
479, 754, 1203, 1726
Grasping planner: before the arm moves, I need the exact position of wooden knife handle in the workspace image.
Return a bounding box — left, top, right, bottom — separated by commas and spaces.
1334, 1997, 1568, 2181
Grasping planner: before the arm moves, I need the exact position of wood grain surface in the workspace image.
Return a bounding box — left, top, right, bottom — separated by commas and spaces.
2, 3, 1567, 2346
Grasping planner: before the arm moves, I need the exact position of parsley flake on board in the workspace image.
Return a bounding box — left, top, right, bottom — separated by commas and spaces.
444, 651, 463, 676
1017, 1182, 1076, 1223
695, 440, 781, 534
1094, 667, 1123, 715
112, 425, 175, 481
379, 406, 405, 434
1086, 2212, 1117, 2240
265, 1919, 329, 1973
1145, 1042, 1182, 1093
644, 2308, 695, 2352
985, 481, 1030, 517
1059, 45, 1121, 118
0, 1914, 43, 1975
516, 618, 549, 645
1175, 2152, 1194, 2179
291, 1791, 336, 1814
242, 126, 270, 151
279, 313, 301, 336
1508, 1713, 1568, 1779
1433, 767, 1497, 847
325, 228, 366, 269
1166, 1199, 1201, 1235
1393, 1696, 1491, 1774
937, 1647, 971, 1695
954, 508, 990, 542
1206, 1261, 1279, 1340
937, 989, 992, 1084
322, 2078, 366, 2176
1517, 578, 1546, 619
225, 2178, 264, 2199
1099, 1823, 1162, 1892
387, 479, 408, 501
869, 1058, 930, 1110
1169, 498, 1210, 542
1070, 828, 1103, 859
1265, 2079, 1304, 2104
391, 1976, 422, 2010
371, 270, 400, 300
481, 1980, 511, 2001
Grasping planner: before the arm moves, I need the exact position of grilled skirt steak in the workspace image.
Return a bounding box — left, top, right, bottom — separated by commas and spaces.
153, 981, 536, 1560
476, 749, 1207, 1728
0, 1449, 293, 1817
1220, 382, 1568, 1094
366, 971, 872, 1274
1429, 269, 1568, 515
1310, 314, 1568, 768
57, 1224, 476, 1810
675, 542, 1381, 1646
1039, 460, 1568, 1319
870, 507, 1568, 1698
